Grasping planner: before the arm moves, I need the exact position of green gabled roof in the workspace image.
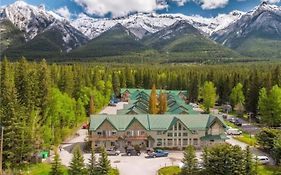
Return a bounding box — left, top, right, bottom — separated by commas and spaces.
132, 103, 149, 112
90, 114, 223, 131
121, 88, 188, 97
120, 88, 195, 115
206, 115, 228, 129
166, 108, 188, 115
128, 105, 148, 114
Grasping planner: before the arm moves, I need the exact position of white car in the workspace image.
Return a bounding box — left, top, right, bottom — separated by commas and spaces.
226, 128, 242, 135
256, 156, 270, 164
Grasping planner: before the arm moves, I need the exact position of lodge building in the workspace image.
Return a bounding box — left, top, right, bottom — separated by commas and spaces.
89, 114, 228, 150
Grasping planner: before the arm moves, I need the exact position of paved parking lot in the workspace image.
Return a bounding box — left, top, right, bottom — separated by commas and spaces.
86, 152, 185, 175
99, 102, 128, 115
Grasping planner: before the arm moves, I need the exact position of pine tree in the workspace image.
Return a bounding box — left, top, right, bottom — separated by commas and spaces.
88, 146, 98, 175
97, 147, 111, 175
273, 65, 281, 87
246, 71, 261, 115
36, 59, 51, 121
50, 152, 64, 175
159, 91, 167, 114
15, 57, 30, 109
0, 58, 30, 164
69, 146, 87, 175
245, 146, 255, 175
89, 95, 95, 115
112, 72, 121, 97
149, 84, 158, 114
181, 145, 198, 175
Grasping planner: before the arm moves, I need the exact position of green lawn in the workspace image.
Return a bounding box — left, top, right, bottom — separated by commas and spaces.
20, 163, 119, 175
257, 165, 281, 175
234, 133, 257, 146
158, 166, 181, 175
22, 163, 68, 175
157, 165, 281, 175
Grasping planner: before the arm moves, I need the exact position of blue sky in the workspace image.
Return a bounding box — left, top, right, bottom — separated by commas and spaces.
1, 0, 281, 19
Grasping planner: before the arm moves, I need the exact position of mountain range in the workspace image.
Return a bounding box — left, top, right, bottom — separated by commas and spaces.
0, 1, 281, 62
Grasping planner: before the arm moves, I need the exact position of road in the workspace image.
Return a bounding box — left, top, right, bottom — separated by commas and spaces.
59, 102, 128, 166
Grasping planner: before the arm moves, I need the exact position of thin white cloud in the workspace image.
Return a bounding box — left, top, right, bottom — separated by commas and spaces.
73, 0, 231, 17
171, 0, 229, 10
263, 0, 280, 3
199, 0, 229, 10
55, 6, 71, 19
172, 0, 188, 6
74, 0, 162, 17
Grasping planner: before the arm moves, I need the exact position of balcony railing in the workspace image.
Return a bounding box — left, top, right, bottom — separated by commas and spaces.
91, 133, 149, 141
91, 135, 119, 141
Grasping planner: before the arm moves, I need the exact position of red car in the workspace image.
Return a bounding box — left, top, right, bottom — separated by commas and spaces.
82, 123, 89, 129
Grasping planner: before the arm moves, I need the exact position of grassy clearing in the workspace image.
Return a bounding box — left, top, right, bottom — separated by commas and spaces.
257, 165, 281, 175
18, 163, 119, 175
234, 133, 257, 146
157, 165, 281, 175
20, 163, 68, 175
158, 166, 181, 175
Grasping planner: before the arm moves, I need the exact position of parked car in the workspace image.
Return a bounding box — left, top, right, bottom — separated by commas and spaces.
126, 148, 141, 156
108, 102, 117, 107
256, 156, 270, 164
146, 148, 154, 154
106, 148, 120, 156
146, 149, 168, 158
234, 119, 243, 126
82, 123, 89, 129
226, 128, 242, 135
229, 117, 236, 123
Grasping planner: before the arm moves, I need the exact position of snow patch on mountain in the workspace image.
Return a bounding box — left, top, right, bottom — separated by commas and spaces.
211, 2, 281, 47
0, 1, 88, 51
71, 11, 244, 39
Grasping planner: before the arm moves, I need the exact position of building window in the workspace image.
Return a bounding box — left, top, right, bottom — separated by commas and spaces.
174, 125, 177, 130
127, 131, 132, 136
141, 131, 145, 135
97, 132, 102, 136
183, 139, 188, 146
178, 133, 181, 137
193, 138, 198, 145
157, 139, 162, 146
112, 131, 117, 135
157, 131, 162, 135
167, 139, 173, 146
174, 133, 177, 137
167, 132, 173, 137
178, 123, 182, 130
183, 132, 188, 137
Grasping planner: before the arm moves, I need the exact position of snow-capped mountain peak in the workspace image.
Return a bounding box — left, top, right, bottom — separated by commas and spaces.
0, 1, 61, 40
71, 11, 244, 40
0, 1, 88, 51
